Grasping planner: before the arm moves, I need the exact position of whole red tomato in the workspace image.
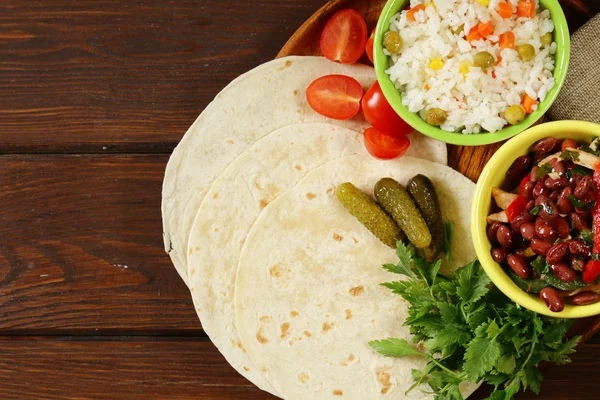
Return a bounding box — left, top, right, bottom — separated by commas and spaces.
361, 82, 413, 137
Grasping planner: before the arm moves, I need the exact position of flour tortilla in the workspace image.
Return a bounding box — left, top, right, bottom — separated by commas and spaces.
187, 123, 447, 396
235, 155, 479, 399
163, 57, 376, 286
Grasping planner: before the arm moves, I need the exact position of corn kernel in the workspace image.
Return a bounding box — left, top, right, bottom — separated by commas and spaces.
459, 61, 472, 75
424, 1, 436, 9
429, 58, 444, 70
476, 0, 490, 6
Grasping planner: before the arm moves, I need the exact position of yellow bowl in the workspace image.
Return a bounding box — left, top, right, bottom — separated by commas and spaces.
471, 120, 600, 318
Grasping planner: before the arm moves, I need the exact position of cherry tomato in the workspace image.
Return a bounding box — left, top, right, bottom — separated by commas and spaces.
361, 82, 413, 136
365, 28, 375, 64
320, 9, 368, 64
306, 74, 363, 120
363, 128, 410, 160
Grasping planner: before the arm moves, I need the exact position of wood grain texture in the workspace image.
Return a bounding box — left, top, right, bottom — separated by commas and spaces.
277, 0, 600, 341
0, 0, 328, 153
0, 155, 199, 334
0, 337, 598, 400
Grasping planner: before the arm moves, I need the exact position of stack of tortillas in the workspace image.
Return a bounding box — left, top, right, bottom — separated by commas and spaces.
161, 56, 480, 399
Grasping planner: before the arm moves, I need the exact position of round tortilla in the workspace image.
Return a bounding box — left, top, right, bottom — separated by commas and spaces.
162, 56, 378, 286
187, 123, 447, 395
235, 155, 479, 399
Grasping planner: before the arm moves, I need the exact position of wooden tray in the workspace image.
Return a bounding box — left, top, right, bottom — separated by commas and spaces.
277, 0, 600, 344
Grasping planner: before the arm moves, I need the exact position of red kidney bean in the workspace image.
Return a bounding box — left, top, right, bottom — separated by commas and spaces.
570, 291, 600, 306
535, 194, 549, 207
530, 166, 539, 181
507, 254, 531, 279
532, 137, 558, 154
545, 177, 569, 190
491, 247, 507, 263
554, 160, 565, 176
531, 238, 552, 256
571, 258, 586, 272
557, 186, 573, 214
549, 190, 559, 201
546, 242, 568, 264
535, 218, 557, 241
511, 210, 534, 231
540, 287, 564, 312
534, 152, 552, 163
568, 173, 582, 187
520, 222, 536, 241
562, 139, 578, 151
550, 261, 577, 282
533, 180, 551, 197
556, 217, 571, 239
522, 180, 536, 200
574, 175, 593, 199
487, 221, 503, 243
568, 240, 591, 257
554, 139, 565, 152
506, 155, 532, 182
497, 225, 514, 248
570, 212, 589, 231
539, 201, 559, 223
525, 200, 535, 212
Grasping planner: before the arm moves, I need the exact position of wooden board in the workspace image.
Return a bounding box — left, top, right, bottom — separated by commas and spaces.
276, 0, 600, 344
0, 155, 199, 334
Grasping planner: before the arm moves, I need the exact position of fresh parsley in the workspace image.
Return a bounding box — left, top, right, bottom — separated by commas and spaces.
536, 163, 552, 179
369, 239, 579, 400
530, 205, 542, 216
565, 166, 592, 179
560, 149, 580, 162
567, 194, 595, 211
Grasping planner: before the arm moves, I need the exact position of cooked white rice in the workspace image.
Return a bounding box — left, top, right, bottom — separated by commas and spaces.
386, 0, 556, 133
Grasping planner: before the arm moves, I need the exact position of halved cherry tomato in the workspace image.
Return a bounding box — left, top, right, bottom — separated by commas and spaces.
363, 128, 411, 160
320, 9, 368, 64
499, 31, 515, 49
365, 28, 375, 64
361, 82, 414, 137
517, 0, 536, 18
306, 74, 363, 120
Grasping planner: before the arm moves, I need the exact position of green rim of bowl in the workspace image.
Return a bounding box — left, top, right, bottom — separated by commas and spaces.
471, 120, 600, 318
374, 0, 571, 146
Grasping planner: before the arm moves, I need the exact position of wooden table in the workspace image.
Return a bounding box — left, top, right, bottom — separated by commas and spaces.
1, 1, 599, 399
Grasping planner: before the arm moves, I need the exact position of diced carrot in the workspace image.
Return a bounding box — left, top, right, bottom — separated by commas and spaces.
522, 94, 537, 114
492, 71, 496, 78
517, 0, 535, 18
424, 84, 430, 91
407, 4, 426, 21
499, 31, 515, 49
467, 26, 483, 44
497, 2, 513, 18
495, 55, 503, 65
477, 21, 494, 38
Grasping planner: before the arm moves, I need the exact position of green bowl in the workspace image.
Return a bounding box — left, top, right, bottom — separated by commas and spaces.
374, 0, 571, 146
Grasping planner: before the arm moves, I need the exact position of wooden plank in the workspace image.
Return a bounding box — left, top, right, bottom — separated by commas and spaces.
0, 0, 325, 153
0, 336, 598, 400
0, 154, 199, 333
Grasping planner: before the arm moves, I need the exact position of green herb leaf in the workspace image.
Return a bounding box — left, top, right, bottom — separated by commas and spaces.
581, 229, 594, 246
464, 337, 503, 381
497, 354, 516, 374
561, 149, 580, 162
530, 205, 542, 216
443, 221, 454, 263
383, 263, 413, 277
536, 163, 552, 179
567, 194, 595, 211
369, 338, 424, 358
565, 166, 592, 179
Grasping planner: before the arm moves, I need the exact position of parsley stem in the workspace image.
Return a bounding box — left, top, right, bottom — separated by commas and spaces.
427, 357, 465, 379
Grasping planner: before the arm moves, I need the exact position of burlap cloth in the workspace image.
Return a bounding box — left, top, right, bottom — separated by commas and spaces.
548, 14, 600, 122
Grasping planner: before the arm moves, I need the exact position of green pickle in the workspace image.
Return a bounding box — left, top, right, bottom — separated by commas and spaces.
374, 178, 432, 249
407, 175, 444, 261
335, 182, 405, 248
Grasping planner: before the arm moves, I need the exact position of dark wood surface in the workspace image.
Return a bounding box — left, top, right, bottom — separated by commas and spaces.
1, 1, 600, 399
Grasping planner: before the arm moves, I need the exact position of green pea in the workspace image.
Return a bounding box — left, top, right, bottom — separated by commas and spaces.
541, 32, 553, 46
504, 105, 526, 125
473, 51, 495, 70
517, 44, 536, 61
424, 108, 448, 126
383, 31, 403, 54
450, 24, 464, 35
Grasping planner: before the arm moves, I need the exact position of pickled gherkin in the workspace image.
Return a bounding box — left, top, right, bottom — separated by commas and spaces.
407, 175, 444, 261
336, 182, 405, 248
374, 178, 432, 249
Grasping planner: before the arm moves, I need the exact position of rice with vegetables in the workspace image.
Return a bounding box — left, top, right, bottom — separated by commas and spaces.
384, 0, 556, 133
